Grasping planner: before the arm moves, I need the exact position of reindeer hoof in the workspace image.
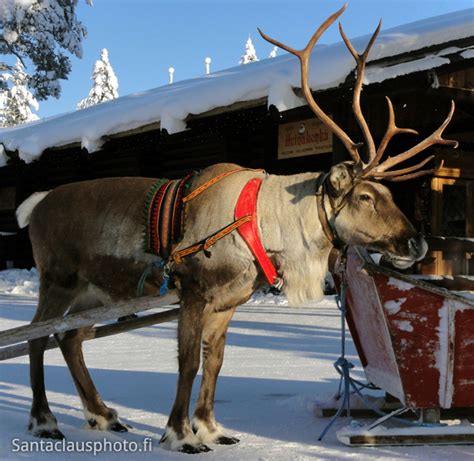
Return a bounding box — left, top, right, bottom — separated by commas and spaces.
180, 443, 212, 454
37, 429, 65, 440
110, 421, 128, 432
215, 435, 240, 445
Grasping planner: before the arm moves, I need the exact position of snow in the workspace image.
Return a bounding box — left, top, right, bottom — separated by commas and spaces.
239, 36, 259, 65
461, 48, 474, 59
365, 55, 449, 84
383, 298, 406, 315
0, 8, 472, 163
393, 319, 414, 332
0, 60, 40, 127
0, 268, 39, 296
269, 46, 278, 59
2, 271, 474, 459
387, 277, 414, 292
77, 48, 119, 110
454, 291, 474, 301
0, 0, 89, 100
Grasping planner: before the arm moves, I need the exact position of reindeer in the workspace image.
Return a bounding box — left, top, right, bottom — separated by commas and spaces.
16, 4, 457, 454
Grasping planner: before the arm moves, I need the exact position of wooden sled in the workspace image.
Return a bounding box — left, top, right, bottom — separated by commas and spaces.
324, 246, 474, 446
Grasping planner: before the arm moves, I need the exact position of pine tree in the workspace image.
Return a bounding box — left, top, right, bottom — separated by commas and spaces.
77, 48, 119, 110
269, 47, 278, 58
0, 0, 91, 101
239, 36, 259, 65
0, 59, 39, 128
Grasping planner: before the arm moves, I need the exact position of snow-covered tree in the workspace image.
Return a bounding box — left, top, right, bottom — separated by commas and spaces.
269, 46, 278, 58
239, 36, 259, 65
77, 48, 118, 110
0, 59, 39, 127
0, 0, 92, 101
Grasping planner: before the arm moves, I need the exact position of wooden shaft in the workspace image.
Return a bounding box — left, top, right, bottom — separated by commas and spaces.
0, 307, 180, 361
0, 292, 179, 348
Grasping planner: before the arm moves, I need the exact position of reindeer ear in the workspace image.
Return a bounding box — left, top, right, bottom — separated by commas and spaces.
327, 163, 354, 197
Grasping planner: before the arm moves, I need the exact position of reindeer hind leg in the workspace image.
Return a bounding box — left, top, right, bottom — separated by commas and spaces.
55, 294, 128, 433
28, 279, 78, 439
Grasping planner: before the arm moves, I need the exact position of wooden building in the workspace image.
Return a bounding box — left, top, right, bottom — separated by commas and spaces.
0, 10, 473, 274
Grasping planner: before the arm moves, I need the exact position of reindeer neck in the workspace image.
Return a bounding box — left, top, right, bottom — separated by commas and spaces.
257, 172, 333, 305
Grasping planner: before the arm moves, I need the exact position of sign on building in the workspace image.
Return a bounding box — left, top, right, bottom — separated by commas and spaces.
278, 117, 332, 160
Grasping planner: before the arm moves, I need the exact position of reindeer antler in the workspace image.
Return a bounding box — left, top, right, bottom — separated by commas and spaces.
258, 2, 363, 164
338, 19, 381, 165
366, 100, 458, 180
258, 4, 459, 182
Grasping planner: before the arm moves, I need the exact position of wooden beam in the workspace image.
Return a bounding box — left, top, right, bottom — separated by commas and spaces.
0, 292, 179, 348
316, 406, 474, 421
340, 432, 474, 446
0, 307, 179, 361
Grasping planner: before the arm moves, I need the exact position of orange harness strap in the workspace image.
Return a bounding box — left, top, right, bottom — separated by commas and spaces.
182, 168, 264, 203
171, 215, 252, 264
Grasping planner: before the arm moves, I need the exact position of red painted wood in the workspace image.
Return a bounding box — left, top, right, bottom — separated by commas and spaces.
374, 273, 444, 408
340, 247, 474, 410
345, 255, 405, 402
453, 309, 474, 407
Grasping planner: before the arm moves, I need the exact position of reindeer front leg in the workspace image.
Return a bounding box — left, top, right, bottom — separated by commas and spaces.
161, 296, 209, 454
192, 306, 239, 446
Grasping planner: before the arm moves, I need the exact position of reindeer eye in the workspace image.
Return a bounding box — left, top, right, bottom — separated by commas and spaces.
359, 194, 372, 202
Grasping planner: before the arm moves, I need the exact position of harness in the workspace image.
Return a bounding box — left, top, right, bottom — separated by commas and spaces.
315, 173, 355, 249
171, 169, 282, 289
143, 168, 282, 292
142, 167, 350, 296
144, 175, 192, 259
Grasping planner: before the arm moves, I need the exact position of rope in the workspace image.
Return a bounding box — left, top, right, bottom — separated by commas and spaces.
136, 260, 169, 298
318, 252, 444, 441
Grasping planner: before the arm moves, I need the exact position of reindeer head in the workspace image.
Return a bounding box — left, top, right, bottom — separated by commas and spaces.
259, 3, 458, 269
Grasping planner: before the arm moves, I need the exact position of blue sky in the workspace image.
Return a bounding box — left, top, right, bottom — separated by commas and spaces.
38, 0, 474, 118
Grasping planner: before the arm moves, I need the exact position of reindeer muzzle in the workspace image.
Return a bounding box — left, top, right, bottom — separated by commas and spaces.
408, 235, 428, 261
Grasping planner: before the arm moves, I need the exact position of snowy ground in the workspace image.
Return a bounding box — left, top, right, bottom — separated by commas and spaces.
0, 269, 473, 460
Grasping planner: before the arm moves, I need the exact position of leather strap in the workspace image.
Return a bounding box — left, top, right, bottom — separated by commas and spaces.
315, 175, 343, 248
171, 215, 252, 264
171, 175, 281, 289
183, 168, 264, 203
235, 178, 280, 286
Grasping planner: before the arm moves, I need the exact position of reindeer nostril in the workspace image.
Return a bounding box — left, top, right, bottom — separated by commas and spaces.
408, 238, 418, 253
408, 236, 428, 260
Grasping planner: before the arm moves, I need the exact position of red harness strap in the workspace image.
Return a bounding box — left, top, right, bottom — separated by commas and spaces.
235, 178, 280, 286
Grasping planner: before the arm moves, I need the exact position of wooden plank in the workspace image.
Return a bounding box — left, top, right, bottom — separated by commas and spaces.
315, 407, 474, 421
0, 307, 179, 361
340, 433, 474, 446
0, 292, 179, 348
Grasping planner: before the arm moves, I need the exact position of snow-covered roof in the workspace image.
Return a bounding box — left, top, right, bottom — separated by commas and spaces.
1, 8, 473, 165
